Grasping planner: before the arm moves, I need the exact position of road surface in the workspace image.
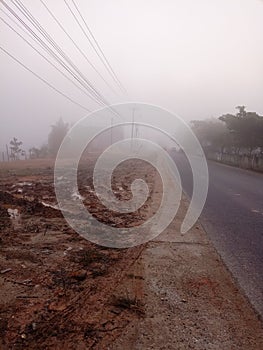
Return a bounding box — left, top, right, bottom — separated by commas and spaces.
174, 154, 263, 318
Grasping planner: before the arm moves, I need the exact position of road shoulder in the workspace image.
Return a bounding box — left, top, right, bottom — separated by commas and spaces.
110, 195, 263, 349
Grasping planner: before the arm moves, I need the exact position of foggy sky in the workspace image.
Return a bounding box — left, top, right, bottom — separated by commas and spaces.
1, 0, 263, 151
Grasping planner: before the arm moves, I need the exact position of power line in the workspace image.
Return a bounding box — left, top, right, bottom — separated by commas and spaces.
63, 0, 126, 94
13, 0, 108, 105
1, 0, 122, 119
0, 13, 102, 103
1, 0, 106, 107
10, 0, 112, 107
0, 45, 91, 112
39, 0, 119, 97
71, 0, 126, 94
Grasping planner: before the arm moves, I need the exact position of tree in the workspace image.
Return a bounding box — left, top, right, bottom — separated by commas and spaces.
191, 119, 229, 152
39, 144, 49, 158
219, 106, 263, 154
48, 118, 69, 157
191, 107, 263, 156
236, 105, 246, 118
29, 147, 41, 159
29, 145, 49, 159
9, 137, 24, 160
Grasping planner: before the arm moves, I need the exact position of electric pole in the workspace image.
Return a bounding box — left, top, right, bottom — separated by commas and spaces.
110, 117, 113, 145
131, 108, 135, 150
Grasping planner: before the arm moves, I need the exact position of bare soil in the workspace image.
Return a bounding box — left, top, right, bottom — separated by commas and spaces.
0, 159, 157, 349
0, 158, 262, 349
110, 172, 263, 350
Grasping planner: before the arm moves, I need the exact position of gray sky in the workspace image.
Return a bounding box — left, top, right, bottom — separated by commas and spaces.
1, 0, 263, 151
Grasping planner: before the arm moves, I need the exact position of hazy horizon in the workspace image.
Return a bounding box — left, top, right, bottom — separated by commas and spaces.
1, 0, 263, 151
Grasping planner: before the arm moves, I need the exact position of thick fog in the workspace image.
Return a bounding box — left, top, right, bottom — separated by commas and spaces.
1, 0, 263, 151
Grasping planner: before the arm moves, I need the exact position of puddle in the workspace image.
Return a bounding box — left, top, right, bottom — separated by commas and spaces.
42, 202, 59, 210
7, 208, 21, 229
8, 208, 20, 219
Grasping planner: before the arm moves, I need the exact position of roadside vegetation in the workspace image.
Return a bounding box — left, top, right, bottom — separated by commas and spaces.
191, 106, 263, 156
1, 118, 69, 162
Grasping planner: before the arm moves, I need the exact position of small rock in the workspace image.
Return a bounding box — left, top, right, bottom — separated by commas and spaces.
70, 270, 87, 281
48, 302, 67, 312
0, 268, 12, 274
110, 308, 122, 315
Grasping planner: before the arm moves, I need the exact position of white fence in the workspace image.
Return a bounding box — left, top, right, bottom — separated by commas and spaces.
208, 152, 263, 172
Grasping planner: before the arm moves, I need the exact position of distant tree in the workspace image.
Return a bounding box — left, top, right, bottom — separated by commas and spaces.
191, 119, 229, 152
29, 144, 49, 159
236, 105, 246, 118
29, 147, 41, 159
48, 118, 69, 157
191, 106, 263, 156
9, 137, 23, 160
219, 106, 263, 154
39, 144, 49, 158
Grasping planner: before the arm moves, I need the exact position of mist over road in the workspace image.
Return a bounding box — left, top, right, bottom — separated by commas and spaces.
174, 154, 263, 318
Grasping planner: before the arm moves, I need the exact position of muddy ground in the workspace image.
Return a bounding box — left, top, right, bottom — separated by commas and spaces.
0, 158, 158, 349
0, 158, 262, 350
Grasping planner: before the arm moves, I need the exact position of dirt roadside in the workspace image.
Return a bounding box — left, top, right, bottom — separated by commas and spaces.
109, 177, 263, 349
0, 159, 262, 349
0, 159, 156, 349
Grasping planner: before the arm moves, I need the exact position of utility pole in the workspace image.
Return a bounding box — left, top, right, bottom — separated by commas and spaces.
131, 108, 135, 150
135, 124, 139, 138
110, 117, 113, 145
5, 144, 9, 162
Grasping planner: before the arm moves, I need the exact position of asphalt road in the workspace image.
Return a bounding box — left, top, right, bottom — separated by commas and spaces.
174, 154, 263, 318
